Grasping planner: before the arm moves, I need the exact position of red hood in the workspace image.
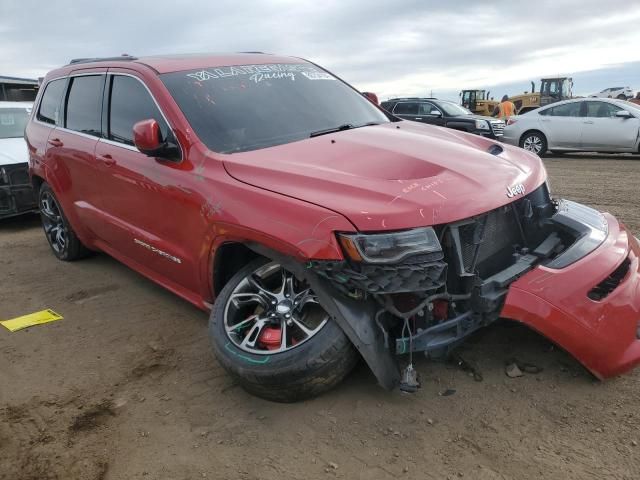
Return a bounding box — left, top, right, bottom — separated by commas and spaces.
222, 122, 547, 231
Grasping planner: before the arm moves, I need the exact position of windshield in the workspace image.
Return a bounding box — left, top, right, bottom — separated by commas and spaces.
0, 107, 30, 139
438, 102, 472, 116
162, 63, 390, 153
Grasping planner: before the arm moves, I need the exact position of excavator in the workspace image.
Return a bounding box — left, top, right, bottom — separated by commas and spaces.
509, 77, 573, 114
460, 90, 498, 116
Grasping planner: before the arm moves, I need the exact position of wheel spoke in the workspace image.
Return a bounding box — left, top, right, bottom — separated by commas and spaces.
226, 314, 259, 333
247, 275, 276, 302
230, 292, 267, 309
290, 315, 315, 338
279, 270, 295, 297
280, 318, 288, 350
240, 318, 268, 349
294, 289, 318, 311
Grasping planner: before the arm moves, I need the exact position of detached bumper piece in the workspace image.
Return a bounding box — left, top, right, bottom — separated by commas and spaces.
502, 215, 640, 379
0, 163, 37, 219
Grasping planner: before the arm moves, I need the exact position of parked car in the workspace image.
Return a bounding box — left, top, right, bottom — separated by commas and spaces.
380, 97, 505, 139
0, 101, 37, 219
589, 87, 633, 100
590, 86, 634, 100
26, 54, 640, 401
503, 98, 640, 155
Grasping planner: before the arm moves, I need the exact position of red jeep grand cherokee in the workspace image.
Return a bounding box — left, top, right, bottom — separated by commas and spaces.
26, 53, 640, 401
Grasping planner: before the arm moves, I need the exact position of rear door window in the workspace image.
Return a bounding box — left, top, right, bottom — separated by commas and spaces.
393, 103, 419, 115
65, 75, 104, 136
108, 75, 169, 145
37, 79, 66, 125
548, 102, 582, 117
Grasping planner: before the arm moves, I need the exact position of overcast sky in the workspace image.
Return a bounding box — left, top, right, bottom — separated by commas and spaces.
2, 0, 639, 100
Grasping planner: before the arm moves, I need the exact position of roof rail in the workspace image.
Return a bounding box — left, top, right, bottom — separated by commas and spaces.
68, 55, 137, 65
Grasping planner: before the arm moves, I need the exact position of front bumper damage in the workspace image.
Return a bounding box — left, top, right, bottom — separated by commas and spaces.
253, 189, 640, 391
0, 163, 37, 219
502, 215, 640, 379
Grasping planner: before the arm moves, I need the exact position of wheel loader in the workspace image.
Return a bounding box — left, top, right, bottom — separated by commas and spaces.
460, 90, 498, 116
509, 77, 573, 114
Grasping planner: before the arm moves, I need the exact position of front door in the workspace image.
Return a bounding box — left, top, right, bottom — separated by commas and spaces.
540, 101, 584, 149
581, 101, 640, 151
91, 72, 203, 293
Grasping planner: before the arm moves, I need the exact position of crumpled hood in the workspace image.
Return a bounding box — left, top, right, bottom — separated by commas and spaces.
0, 137, 29, 167
223, 122, 546, 231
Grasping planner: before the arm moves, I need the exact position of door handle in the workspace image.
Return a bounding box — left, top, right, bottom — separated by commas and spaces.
47, 138, 63, 147
583, 121, 594, 124
99, 154, 116, 166
414, 117, 423, 120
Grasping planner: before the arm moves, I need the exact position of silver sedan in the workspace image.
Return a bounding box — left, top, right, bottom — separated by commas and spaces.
502, 98, 640, 155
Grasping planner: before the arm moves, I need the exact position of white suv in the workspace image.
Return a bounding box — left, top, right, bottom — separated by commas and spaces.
0, 101, 37, 219
590, 86, 634, 100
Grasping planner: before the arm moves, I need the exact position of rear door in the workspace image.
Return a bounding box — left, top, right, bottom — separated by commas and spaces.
581, 101, 640, 151
44, 72, 106, 232
392, 102, 423, 123
538, 101, 584, 149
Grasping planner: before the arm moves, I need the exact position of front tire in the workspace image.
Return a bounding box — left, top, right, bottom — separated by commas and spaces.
209, 258, 359, 402
520, 131, 548, 156
617, 94, 626, 100
38, 183, 90, 261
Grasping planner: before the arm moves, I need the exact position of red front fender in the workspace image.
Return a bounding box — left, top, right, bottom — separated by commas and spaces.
501, 214, 640, 379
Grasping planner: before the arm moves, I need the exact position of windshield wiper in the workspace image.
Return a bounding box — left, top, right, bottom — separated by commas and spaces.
309, 121, 383, 138
309, 124, 354, 138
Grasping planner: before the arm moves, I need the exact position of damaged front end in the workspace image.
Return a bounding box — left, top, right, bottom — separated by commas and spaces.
303, 183, 640, 390
0, 163, 37, 219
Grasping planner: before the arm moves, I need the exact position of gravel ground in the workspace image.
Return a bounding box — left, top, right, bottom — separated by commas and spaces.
1, 154, 639, 480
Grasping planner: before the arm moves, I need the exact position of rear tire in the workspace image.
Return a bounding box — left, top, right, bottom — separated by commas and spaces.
519, 131, 548, 156
209, 258, 359, 402
38, 183, 91, 261
617, 94, 626, 100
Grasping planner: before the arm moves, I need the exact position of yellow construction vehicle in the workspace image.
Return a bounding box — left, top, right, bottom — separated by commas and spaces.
460, 90, 498, 116
509, 77, 573, 114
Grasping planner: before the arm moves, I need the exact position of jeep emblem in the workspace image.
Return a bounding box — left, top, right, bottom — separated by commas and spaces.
506, 183, 526, 198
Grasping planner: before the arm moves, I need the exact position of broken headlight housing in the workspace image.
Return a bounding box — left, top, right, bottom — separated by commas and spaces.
338, 227, 442, 264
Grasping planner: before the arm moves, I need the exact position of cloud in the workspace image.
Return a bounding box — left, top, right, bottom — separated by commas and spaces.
2, 0, 639, 99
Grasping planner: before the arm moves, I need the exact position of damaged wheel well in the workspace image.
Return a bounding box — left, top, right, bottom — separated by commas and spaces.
212, 242, 264, 296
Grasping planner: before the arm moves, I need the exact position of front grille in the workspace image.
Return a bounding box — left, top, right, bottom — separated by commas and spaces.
1, 164, 30, 186
588, 257, 631, 301
490, 121, 505, 136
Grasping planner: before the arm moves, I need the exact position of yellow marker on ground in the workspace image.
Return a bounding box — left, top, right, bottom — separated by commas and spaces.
0, 309, 63, 332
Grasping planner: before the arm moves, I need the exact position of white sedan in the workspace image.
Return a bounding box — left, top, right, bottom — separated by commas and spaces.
590, 86, 634, 100
0, 101, 37, 219
502, 98, 640, 155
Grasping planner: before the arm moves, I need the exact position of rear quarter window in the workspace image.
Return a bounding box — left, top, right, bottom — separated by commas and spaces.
37, 79, 66, 125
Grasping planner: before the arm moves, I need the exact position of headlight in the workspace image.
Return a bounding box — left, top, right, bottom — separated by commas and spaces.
475, 119, 490, 130
338, 227, 442, 264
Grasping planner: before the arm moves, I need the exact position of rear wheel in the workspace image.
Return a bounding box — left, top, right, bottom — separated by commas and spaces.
617, 94, 626, 100
39, 183, 90, 261
209, 258, 359, 402
520, 131, 547, 156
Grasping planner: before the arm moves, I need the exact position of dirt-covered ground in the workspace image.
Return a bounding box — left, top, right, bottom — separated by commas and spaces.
1, 154, 639, 480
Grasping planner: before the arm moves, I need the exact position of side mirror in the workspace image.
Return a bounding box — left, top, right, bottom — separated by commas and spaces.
133, 119, 181, 161
615, 110, 633, 118
430, 110, 442, 117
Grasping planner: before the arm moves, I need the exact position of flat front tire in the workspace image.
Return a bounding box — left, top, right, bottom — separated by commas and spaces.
209, 258, 359, 402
